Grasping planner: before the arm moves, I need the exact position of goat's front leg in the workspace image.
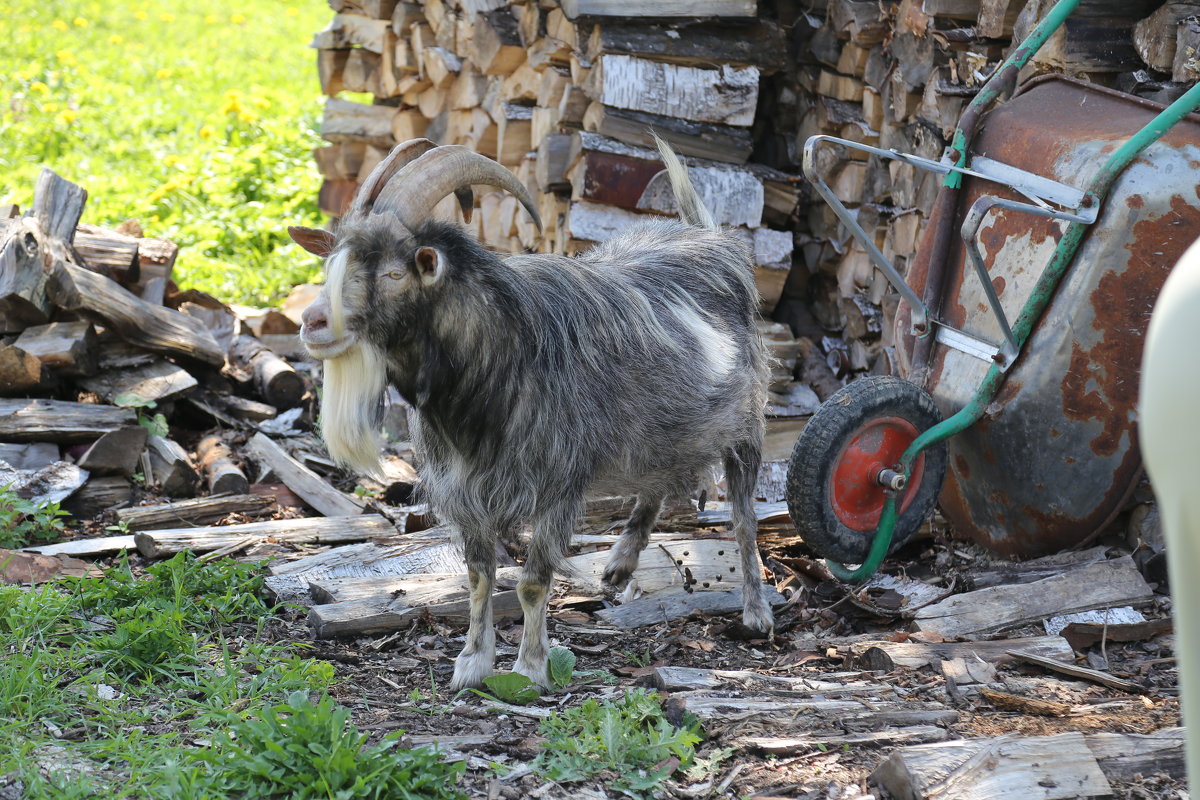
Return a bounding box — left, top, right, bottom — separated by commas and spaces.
514, 506, 575, 688
450, 531, 497, 691
726, 443, 774, 633
602, 494, 663, 589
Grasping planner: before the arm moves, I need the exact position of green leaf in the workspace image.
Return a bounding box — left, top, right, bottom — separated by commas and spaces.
481, 672, 540, 704
548, 646, 576, 688
113, 392, 157, 409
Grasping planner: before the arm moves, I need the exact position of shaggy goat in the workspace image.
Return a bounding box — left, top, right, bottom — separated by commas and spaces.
289, 138, 773, 689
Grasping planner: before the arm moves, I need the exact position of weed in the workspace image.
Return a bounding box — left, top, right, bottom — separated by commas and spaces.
0, 485, 70, 549
114, 393, 170, 437
621, 647, 656, 668
90, 608, 199, 681
535, 689, 703, 798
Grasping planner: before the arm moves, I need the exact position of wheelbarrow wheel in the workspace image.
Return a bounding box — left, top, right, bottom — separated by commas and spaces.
786, 375, 947, 565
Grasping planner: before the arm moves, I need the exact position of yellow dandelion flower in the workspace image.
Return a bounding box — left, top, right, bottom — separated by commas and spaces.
56, 49, 77, 65
236, 108, 259, 124
51, 19, 69, 31
286, 7, 299, 16
42, 101, 58, 113
204, 13, 218, 24
109, 34, 123, 44
251, 96, 270, 109
20, 24, 32, 33
134, 10, 147, 20
230, 13, 246, 24
30, 81, 49, 94
164, 154, 180, 166
224, 88, 242, 100
220, 98, 243, 115
160, 12, 175, 22
72, 17, 87, 27
56, 109, 77, 124
156, 68, 172, 80
198, 124, 215, 139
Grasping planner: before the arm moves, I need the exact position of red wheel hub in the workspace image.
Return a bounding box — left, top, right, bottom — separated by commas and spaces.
829, 416, 925, 531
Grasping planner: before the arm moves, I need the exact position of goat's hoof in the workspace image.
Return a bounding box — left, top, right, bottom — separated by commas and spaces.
742, 600, 775, 635
601, 561, 634, 588
450, 652, 495, 691
513, 659, 552, 691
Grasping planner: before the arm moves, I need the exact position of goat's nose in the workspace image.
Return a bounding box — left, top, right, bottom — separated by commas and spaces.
301, 303, 328, 331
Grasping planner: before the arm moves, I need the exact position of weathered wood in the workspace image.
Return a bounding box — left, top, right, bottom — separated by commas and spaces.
197, 435, 249, 496
76, 426, 147, 477
0, 442, 58, 470
0, 399, 136, 443
0, 219, 53, 331
1134, 3, 1200, 72
45, 260, 225, 366
638, 164, 764, 228
1085, 728, 1186, 782
912, 557, 1155, 639
23, 535, 137, 558
134, 515, 396, 558
586, 19, 785, 73
560, 0, 757, 19
308, 570, 512, 604
246, 433, 367, 517
77, 358, 198, 405
230, 336, 305, 409
13, 321, 98, 376
62, 476, 132, 519
597, 586, 786, 629
652, 666, 889, 694
1174, 16, 1200, 82
312, 12, 392, 52
308, 587, 523, 637
872, 733, 1111, 800
535, 133, 572, 192
562, 200, 645, 246
969, 545, 1110, 589
318, 48, 350, 95
742, 727, 949, 755
321, 98, 397, 148
586, 55, 758, 127
134, 237, 177, 284
73, 223, 140, 284
581, 103, 753, 164
146, 435, 198, 498
1006, 649, 1144, 693
678, 691, 958, 728
851, 635, 1075, 671
1021, 0, 1160, 74
0, 344, 47, 395
115, 494, 272, 531
33, 169, 87, 243
470, 9, 525, 75
264, 539, 464, 604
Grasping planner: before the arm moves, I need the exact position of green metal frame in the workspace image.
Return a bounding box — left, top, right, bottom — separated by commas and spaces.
827, 5, 1200, 582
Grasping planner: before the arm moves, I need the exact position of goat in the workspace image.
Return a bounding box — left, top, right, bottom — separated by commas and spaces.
289, 138, 773, 690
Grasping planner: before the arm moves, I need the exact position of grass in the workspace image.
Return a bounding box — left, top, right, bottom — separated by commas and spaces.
0, 0, 332, 305
0, 553, 465, 798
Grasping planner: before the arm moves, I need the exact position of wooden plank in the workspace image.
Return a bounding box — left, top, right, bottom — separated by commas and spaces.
586, 19, 785, 73
851, 635, 1075, 671
114, 494, 273, 531
566, 538, 747, 595
652, 666, 889, 695
1084, 728, 1186, 782
560, 0, 757, 19
246, 433, 366, 517
678, 691, 958, 728
742, 727, 949, 755
134, 515, 396, 558
76, 358, 197, 405
587, 55, 759, 127
308, 588, 523, 638
45, 261, 225, 366
911, 557, 1155, 639
872, 733, 1111, 800
312, 12, 392, 52
0, 399, 136, 444
596, 585, 785, 629
23, 535, 137, 558
1006, 650, 1144, 693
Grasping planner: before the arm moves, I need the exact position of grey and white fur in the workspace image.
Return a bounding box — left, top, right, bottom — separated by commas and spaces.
291, 137, 773, 690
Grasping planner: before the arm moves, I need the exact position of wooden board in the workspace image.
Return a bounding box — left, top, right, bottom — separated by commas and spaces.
0, 399, 136, 444
911, 557, 1155, 640
23, 535, 137, 558
114, 494, 272, 531
246, 433, 366, 518
652, 666, 889, 695
309, 587, 523, 638
595, 585, 785, 628
851, 635, 1075, 671
76, 359, 197, 405
677, 691, 958, 728
134, 515, 396, 558
565, 538, 747, 595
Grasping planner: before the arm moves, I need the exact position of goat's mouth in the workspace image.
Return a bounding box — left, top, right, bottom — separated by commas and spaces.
301, 325, 356, 360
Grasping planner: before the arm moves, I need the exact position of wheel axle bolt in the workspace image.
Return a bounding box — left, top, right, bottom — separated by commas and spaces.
877, 468, 907, 491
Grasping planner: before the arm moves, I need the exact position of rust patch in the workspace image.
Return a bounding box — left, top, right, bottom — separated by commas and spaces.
991, 275, 1005, 296
954, 453, 970, 480
1126, 193, 1145, 210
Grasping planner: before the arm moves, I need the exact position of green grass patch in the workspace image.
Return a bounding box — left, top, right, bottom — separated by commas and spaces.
0, 0, 330, 304
0, 485, 69, 549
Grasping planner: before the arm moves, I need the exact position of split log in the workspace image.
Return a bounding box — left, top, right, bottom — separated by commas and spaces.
197, 435, 250, 496
585, 55, 759, 127
0, 218, 53, 332
76, 359, 198, 405
230, 336, 305, 409
535, 133, 572, 192
312, 12, 392, 52
246, 433, 367, 517
872, 733, 1111, 800
0, 442, 59, 470
586, 19, 786, 73
73, 223, 140, 283
318, 48, 350, 95
581, 103, 753, 164
135, 237, 177, 284
263, 538, 464, 604
114, 493, 272, 531
596, 585, 786, 629
0, 344, 48, 395
1174, 16, 1200, 82
1020, 0, 1160, 74
320, 98, 397, 148
32, 168, 87, 244
45, 260, 225, 365
62, 476, 132, 519
146, 435, 198, 497
911, 557, 1156, 639
851, 635, 1075, 671
559, 0, 758, 20
13, 321, 98, 376
0, 399, 136, 443
76, 426, 148, 477
470, 9, 525, 75
134, 515, 396, 558
308, 586, 522, 637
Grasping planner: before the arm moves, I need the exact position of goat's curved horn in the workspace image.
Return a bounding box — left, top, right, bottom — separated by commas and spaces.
347, 138, 439, 218
373, 145, 543, 232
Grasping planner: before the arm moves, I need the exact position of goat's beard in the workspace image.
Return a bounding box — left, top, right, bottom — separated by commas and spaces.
319, 340, 388, 477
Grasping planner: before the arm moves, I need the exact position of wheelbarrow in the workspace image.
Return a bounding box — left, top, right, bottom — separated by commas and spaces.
786, 0, 1200, 582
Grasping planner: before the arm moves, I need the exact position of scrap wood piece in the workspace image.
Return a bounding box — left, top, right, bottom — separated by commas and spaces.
697, 501, 789, 525
911, 556, 1154, 639
133, 514, 395, 558
230, 335, 305, 410
851, 635, 1075, 671
978, 686, 1073, 717
741, 726, 949, 755
197, 435, 249, 496
0, 548, 103, 583
652, 665, 888, 695
46, 259, 225, 366
307, 569, 521, 604
566, 538, 746, 595
114, 493, 272, 531
0, 460, 88, 505
14, 320, 99, 376
595, 585, 786, 629
0, 217, 54, 329
145, 435, 198, 497
676, 691, 957, 728
872, 732, 1111, 800
23, 535, 137, 558
0, 398, 136, 443
247, 433, 366, 518
0, 343, 47, 395
0, 442, 58, 471
1006, 649, 1144, 693
308, 587, 523, 638
76, 358, 198, 405
77, 425, 147, 477
1059, 618, 1173, 651
1084, 728, 1186, 782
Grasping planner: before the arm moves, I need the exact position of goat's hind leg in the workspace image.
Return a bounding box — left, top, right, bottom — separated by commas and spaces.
726, 442, 774, 632
450, 530, 497, 691
601, 494, 663, 589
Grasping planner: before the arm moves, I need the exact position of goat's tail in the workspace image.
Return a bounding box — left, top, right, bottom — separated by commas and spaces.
652, 133, 716, 231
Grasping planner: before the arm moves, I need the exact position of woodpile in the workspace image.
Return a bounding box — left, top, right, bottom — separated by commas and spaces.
308, 0, 1200, 424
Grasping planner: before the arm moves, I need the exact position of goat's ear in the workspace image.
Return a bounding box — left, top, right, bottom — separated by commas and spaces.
288, 226, 336, 258
413, 246, 446, 286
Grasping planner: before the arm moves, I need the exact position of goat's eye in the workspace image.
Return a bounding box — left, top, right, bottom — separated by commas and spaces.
385, 269, 407, 281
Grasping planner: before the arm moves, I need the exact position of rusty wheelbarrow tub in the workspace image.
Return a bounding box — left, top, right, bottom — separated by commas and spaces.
786, 0, 1200, 580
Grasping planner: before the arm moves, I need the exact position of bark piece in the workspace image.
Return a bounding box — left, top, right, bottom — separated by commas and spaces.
246, 433, 367, 517
134, 515, 396, 558
586, 55, 759, 127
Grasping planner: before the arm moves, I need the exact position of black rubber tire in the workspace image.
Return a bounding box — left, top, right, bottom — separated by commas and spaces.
786, 375, 948, 564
